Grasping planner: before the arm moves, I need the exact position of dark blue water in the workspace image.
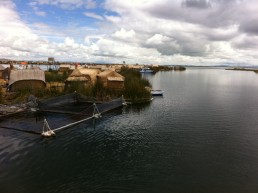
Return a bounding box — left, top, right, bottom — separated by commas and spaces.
1, 68, 258, 193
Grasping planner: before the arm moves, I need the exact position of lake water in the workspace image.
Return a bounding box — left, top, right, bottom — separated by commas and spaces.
1, 68, 258, 193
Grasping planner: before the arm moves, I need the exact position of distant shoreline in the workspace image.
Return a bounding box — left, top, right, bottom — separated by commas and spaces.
225, 67, 258, 73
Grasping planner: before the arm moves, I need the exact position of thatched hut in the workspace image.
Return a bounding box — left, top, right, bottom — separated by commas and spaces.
8, 68, 46, 91
97, 70, 125, 90
88, 65, 107, 71
58, 64, 71, 74
66, 68, 100, 86
109, 64, 124, 72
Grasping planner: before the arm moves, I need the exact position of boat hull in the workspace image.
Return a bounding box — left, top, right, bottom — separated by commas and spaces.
139, 68, 154, 73
151, 90, 164, 96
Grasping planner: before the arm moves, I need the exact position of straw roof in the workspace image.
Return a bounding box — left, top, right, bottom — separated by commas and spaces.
78, 68, 100, 82
127, 65, 143, 69
9, 69, 45, 86
66, 76, 89, 82
78, 68, 100, 77
97, 70, 124, 80
67, 68, 100, 83
97, 69, 114, 77
88, 65, 107, 71
69, 69, 82, 77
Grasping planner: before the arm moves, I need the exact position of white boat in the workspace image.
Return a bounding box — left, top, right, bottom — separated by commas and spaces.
139, 68, 154, 73
151, 90, 164, 96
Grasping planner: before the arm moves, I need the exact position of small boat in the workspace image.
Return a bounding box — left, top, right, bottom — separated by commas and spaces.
151, 90, 164, 96
139, 68, 154, 73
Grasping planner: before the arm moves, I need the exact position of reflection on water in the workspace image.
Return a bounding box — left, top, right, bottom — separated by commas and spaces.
1, 68, 258, 193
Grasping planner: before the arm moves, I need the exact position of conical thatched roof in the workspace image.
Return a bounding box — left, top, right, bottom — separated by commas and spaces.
79, 68, 100, 77
69, 69, 82, 77
66, 68, 100, 83
97, 70, 124, 81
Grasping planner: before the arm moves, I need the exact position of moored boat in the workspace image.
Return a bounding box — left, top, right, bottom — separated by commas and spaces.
139, 68, 154, 73
151, 90, 164, 96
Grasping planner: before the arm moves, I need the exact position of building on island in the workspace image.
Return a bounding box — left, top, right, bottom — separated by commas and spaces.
97, 70, 125, 90
8, 68, 46, 91
66, 68, 101, 86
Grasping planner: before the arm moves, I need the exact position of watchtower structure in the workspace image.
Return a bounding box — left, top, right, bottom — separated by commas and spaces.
48, 57, 57, 70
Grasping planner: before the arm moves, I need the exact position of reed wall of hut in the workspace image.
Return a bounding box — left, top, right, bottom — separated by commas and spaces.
66, 68, 100, 86
10, 80, 46, 91
107, 78, 124, 90
66, 69, 90, 89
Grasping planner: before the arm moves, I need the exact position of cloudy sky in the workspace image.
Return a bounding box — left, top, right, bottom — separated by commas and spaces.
0, 0, 258, 65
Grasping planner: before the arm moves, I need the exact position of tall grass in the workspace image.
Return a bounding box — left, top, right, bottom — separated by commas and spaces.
120, 67, 151, 101
150, 65, 173, 73
64, 80, 123, 100
45, 70, 70, 82
11, 86, 64, 103
65, 82, 93, 96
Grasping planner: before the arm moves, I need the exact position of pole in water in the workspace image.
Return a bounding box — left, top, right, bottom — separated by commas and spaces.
93, 116, 96, 128
93, 103, 102, 118
42, 117, 55, 137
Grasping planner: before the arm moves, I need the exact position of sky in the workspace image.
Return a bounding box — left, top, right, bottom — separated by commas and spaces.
0, 0, 258, 66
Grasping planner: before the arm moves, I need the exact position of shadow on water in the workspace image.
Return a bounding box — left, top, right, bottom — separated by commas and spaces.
124, 102, 151, 114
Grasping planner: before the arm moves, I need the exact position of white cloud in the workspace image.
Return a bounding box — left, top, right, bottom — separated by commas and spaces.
0, 5, 36, 40
102, 0, 258, 64
64, 37, 75, 46
84, 12, 104, 20
0, 2, 93, 61
112, 28, 135, 40
232, 35, 258, 49
105, 15, 122, 24
1, 0, 258, 65
146, 34, 171, 45
93, 37, 161, 64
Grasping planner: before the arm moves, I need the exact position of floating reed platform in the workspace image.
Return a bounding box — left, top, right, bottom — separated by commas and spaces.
0, 93, 126, 137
